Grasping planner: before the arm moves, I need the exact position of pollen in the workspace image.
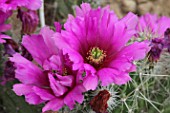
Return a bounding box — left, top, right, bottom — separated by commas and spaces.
86, 47, 106, 65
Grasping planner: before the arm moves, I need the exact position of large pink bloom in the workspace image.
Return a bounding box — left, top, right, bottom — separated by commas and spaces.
0, 0, 42, 12
136, 13, 170, 39
11, 27, 85, 112
0, 10, 12, 43
57, 3, 150, 90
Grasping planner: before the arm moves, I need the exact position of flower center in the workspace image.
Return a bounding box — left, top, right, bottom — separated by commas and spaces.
86, 47, 106, 65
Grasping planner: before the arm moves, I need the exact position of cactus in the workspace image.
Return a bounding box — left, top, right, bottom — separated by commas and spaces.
153, 51, 170, 75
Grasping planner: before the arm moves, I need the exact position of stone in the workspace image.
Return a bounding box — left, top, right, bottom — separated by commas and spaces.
136, 0, 148, 4
122, 0, 137, 13
137, 2, 153, 15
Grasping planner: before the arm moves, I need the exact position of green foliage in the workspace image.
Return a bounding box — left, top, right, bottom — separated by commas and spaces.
0, 82, 42, 113
0, 44, 5, 76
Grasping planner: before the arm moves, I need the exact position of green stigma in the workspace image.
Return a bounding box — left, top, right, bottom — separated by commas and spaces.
86, 47, 106, 65
91, 47, 103, 59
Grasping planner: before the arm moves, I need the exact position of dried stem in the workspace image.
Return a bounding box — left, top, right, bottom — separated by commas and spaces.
39, 0, 45, 27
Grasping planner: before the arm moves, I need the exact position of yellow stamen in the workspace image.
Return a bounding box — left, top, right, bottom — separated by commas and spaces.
86, 47, 106, 65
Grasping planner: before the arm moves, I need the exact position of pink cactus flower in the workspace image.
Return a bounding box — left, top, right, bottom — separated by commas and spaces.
11, 27, 85, 112
56, 3, 150, 90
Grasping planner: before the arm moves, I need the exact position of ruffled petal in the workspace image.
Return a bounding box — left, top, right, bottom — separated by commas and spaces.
0, 10, 12, 23
42, 98, 64, 112
64, 85, 85, 109
157, 16, 170, 37
26, 0, 42, 10
75, 3, 91, 17
54, 22, 62, 32
77, 64, 98, 90
98, 68, 131, 86
83, 75, 98, 90
10, 53, 48, 86
0, 0, 29, 12
112, 72, 131, 85
22, 34, 51, 66
40, 26, 58, 55
48, 73, 68, 97
25, 93, 45, 105
109, 56, 136, 72
13, 84, 45, 104
62, 48, 84, 70
120, 12, 138, 30
97, 68, 117, 86
13, 84, 33, 96
110, 22, 129, 51
117, 41, 150, 60
33, 86, 55, 101
43, 55, 62, 70
56, 74, 74, 87
0, 24, 11, 32
0, 34, 11, 43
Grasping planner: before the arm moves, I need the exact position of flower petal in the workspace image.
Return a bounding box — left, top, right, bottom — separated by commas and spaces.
22, 34, 51, 66
63, 48, 84, 70
56, 74, 74, 87
109, 56, 136, 72
64, 85, 85, 109
43, 55, 62, 70
13, 83, 45, 104
120, 12, 138, 30
42, 98, 64, 112
0, 24, 11, 32
75, 3, 91, 17
40, 26, 58, 55
83, 75, 98, 90
26, 0, 42, 10
25, 93, 45, 105
10, 53, 48, 86
0, 34, 11, 43
54, 22, 62, 32
13, 84, 33, 96
118, 41, 150, 60
79, 64, 98, 90
98, 68, 131, 86
33, 86, 55, 101
48, 73, 68, 97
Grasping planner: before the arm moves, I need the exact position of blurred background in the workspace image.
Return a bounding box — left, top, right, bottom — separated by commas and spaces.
0, 0, 170, 113
6, 0, 170, 42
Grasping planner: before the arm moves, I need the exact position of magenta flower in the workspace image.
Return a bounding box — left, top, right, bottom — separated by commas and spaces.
11, 27, 85, 112
0, 39, 19, 85
148, 38, 164, 62
0, 61, 16, 85
17, 9, 39, 34
136, 13, 170, 39
56, 3, 150, 90
0, 33, 11, 43
0, 0, 42, 12
3, 39, 19, 56
164, 28, 170, 53
0, 10, 12, 43
54, 22, 62, 33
